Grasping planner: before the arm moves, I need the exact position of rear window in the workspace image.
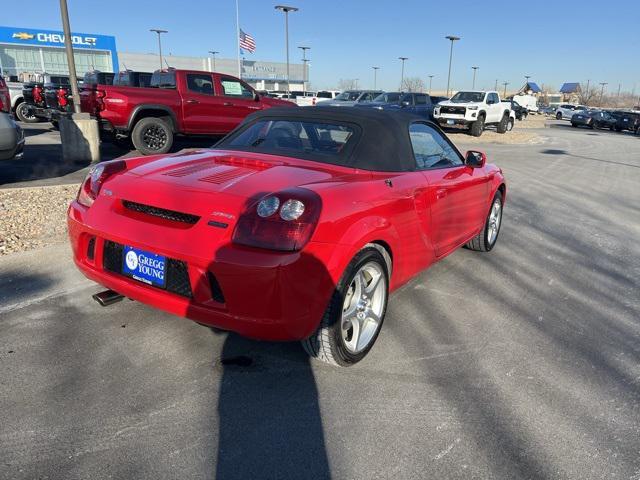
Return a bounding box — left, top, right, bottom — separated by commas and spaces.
151, 71, 176, 89
316, 91, 333, 98
218, 119, 358, 164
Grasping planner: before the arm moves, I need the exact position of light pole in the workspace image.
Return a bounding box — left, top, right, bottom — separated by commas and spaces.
354, 78, 359, 89
472, 66, 479, 89
208, 50, 219, 72
398, 57, 408, 90
599, 82, 608, 106
150, 29, 168, 70
372, 66, 380, 90
59, 0, 81, 113
502, 81, 509, 97
298, 46, 310, 91
428, 75, 434, 94
494, 79, 498, 91
275, 5, 298, 94
445, 35, 460, 97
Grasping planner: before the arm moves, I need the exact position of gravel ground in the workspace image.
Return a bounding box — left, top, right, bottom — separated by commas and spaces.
0, 184, 79, 255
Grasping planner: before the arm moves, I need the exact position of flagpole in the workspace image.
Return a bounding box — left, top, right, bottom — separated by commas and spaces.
236, 0, 241, 78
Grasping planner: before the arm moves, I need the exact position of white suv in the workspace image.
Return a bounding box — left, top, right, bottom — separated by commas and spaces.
555, 104, 587, 120
433, 90, 515, 137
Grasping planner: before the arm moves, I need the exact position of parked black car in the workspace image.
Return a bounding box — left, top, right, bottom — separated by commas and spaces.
571, 110, 617, 130
355, 92, 435, 119
608, 111, 640, 133
22, 74, 71, 122
505, 99, 528, 120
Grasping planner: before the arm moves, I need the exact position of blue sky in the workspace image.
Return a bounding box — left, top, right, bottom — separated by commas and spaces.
4, 0, 640, 92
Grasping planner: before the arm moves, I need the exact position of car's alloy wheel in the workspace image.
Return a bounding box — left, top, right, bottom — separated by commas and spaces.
15, 102, 39, 123
302, 246, 390, 366
340, 262, 386, 354
556, 112, 562, 120
465, 190, 503, 252
131, 117, 173, 155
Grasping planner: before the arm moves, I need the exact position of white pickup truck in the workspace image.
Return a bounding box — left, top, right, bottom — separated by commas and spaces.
433, 90, 515, 136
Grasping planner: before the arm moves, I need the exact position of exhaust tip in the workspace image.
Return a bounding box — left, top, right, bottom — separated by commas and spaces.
93, 290, 124, 307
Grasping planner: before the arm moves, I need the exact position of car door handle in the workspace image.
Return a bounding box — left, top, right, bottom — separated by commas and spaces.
186, 99, 199, 104
223, 102, 234, 106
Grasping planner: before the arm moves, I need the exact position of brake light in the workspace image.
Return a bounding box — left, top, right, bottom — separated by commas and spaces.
57, 87, 68, 107
33, 85, 43, 104
77, 160, 127, 208
96, 89, 106, 112
232, 187, 321, 251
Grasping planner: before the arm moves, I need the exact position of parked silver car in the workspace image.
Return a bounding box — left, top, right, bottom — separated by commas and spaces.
316, 90, 383, 107
0, 113, 25, 160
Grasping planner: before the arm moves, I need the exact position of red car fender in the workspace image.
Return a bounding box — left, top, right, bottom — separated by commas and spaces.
330, 215, 403, 290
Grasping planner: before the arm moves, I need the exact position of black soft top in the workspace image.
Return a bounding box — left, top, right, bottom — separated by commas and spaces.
216, 107, 439, 172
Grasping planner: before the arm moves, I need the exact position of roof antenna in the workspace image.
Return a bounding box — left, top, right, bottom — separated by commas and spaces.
164, 58, 171, 69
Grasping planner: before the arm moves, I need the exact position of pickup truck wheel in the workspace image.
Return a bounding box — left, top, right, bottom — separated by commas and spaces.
15, 102, 39, 123
465, 190, 503, 252
132, 117, 173, 155
507, 118, 514, 131
302, 247, 389, 367
556, 112, 562, 120
496, 114, 509, 134
470, 116, 484, 137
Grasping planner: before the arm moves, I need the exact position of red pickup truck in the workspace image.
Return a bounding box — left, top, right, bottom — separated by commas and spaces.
80, 69, 295, 155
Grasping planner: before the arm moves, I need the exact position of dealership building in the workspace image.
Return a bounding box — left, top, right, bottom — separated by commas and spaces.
0, 25, 305, 90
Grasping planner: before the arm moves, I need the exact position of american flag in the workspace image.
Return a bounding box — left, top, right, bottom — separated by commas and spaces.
239, 29, 256, 53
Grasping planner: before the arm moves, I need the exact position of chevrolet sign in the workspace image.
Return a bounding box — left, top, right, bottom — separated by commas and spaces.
12, 32, 35, 40
12, 31, 98, 47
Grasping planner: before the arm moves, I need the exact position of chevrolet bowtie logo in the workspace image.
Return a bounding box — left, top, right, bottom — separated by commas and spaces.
12, 32, 35, 40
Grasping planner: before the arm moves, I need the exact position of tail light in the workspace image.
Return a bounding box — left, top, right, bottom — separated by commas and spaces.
77, 160, 127, 208
33, 85, 43, 104
312, 98, 316, 106
57, 87, 68, 108
96, 89, 107, 112
0, 92, 8, 113
232, 187, 321, 252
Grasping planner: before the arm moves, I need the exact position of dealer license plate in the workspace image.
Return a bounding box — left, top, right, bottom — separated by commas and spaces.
447, 119, 455, 125
122, 246, 166, 288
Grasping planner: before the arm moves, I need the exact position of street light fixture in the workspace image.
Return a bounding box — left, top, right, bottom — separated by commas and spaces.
428, 75, 434, 95
275, 5, 299, 94
150, 29, 168, 70
372, 66, 380, 90
398, 57, 408, 90
472, 66, 479, 89
298, 46, 310, 91
208, 50, 219, 72
445, 35, 460, 97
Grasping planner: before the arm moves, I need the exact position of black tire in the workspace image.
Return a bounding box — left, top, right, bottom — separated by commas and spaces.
465, 190, 503, 252
556, 112, 562, 120
15, 102, 39, 123
571, 122, 577, 128
523, 112, 528, 120
470, 115, 485, 137
496, 114, 509, 134
507, 118, 514, 131
131, 117, 173, 155
302, 246, 390, 367
51, 120, 59, 131
114, 136, 133, 150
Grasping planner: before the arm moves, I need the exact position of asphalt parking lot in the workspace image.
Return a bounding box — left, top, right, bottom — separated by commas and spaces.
1, 124, 639, 479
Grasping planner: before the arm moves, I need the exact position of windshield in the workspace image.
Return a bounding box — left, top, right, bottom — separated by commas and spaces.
372, 92, 402, 103
450, 92, 485, 103
334, 91, 361, 101
217, 119, 357, 164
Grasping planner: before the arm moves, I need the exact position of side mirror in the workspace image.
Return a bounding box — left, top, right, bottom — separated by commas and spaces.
465, 150, 486, 168
254, 92, 260, 101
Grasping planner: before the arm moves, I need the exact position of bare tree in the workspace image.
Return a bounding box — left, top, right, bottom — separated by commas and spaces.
578, 83, 599, 106
338, 79, 358, 91
401, 77, 425, 92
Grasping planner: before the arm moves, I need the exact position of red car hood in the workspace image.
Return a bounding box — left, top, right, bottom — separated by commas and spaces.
104, 149, 353, 220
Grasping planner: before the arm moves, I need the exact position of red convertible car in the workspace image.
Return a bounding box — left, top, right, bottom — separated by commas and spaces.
68, 108, 505, 366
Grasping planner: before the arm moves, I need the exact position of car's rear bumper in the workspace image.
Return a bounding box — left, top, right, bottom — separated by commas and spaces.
68, 201, 352, 341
